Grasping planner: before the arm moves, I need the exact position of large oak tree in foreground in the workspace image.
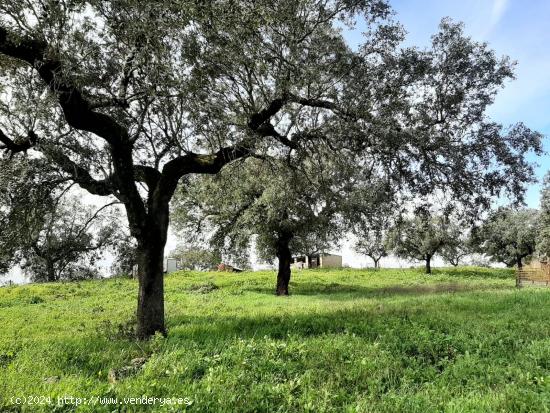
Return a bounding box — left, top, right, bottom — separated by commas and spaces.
0, 1, 542, 338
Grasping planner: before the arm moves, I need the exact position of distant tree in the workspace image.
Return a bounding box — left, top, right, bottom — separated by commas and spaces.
537, 173, 550, 260
0, 158, 121, 282
473, 208, 538, 269
346, 187, 401, 269
110, 235, 139, 278
21, 197, 120, 282
440, 240, 471, 267
0, 158, 54, 273
173, 157, 347, 295
170, 245, 221, 271
439, 221, 472, 267
354, 227, 388, 269
388, 211, 453, 274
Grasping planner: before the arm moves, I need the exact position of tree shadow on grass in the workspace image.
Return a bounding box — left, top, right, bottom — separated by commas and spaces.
165, 292, 543, 353
244, 281, 512, 300
166, 284, 524, 346
167, 305, 413, 342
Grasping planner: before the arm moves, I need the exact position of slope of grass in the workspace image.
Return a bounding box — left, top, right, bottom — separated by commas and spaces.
1, 267, 549, 412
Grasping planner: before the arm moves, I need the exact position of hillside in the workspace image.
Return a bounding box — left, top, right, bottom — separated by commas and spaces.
1, 267, 550, 412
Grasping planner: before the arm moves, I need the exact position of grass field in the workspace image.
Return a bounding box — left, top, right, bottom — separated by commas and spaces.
1, 267, 550, 412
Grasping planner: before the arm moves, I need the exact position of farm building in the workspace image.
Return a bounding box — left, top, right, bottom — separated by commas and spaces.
165, 257, 180, 274
291, 254, 343, 269
132, 258, 184, 277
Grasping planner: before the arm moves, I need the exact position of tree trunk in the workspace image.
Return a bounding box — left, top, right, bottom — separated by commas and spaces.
373, 257, 380, 269
136, 241, 166, 339
516, 256, 523, 270
275, 235, 292, 296
45, 259, 56, 282
133, 199, 170, 339
425, 255, 432, 274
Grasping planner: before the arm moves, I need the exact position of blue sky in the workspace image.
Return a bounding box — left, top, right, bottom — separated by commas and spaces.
345, 0, 550, 208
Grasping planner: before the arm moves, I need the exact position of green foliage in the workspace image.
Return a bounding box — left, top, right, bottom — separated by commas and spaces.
170, 245, 221, 271
3, 267, 550, 412
109, 235, 138, 278
537, 172, 550, 259
0, 157, 122, 281
439, 220, 473, 267
387, 211, 454, 271
473, 207, 539, 267
173, 157, 347, 263
347, 191, 400, 268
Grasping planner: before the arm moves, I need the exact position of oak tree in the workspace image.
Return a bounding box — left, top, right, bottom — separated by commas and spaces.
173, 156, 347, 295
536, 173, 550, 260
473, 208, 538, 269
388, 211, 453, 274
0, 158, 121, 281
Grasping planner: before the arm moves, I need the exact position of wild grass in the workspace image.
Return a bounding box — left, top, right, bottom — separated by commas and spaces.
1, 267, 549, 412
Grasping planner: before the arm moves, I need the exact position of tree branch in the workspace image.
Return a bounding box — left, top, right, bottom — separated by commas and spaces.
134, 165, 161, 189
0, 26, 148, 233
248, 96, 287, 130
0, 129, 37, 155
42, 146, 114, 196
156, 143, 251, 204
0, 26, 128, 145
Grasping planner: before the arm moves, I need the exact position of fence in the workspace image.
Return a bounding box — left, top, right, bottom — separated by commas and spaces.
516, 266, 550, 288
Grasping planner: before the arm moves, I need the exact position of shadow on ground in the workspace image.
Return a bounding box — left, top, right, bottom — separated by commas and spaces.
243, 281, 513, 298
166, 284, 521, 344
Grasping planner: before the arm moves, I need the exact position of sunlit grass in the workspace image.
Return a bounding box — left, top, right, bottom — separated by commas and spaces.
1, 267, 549, 412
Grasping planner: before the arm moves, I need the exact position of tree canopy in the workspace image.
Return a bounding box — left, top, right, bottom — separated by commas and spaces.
173, 155, 348, 294
0, 157, 121, 281
169, 244, 221, 272
388, 210, 454, 274
473, 208, 539, 269
345, 184, 400, 269
537, 173, 550, 260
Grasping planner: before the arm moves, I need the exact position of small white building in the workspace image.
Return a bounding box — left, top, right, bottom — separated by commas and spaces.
164, 257, 180, 274
291, 254, 343, 269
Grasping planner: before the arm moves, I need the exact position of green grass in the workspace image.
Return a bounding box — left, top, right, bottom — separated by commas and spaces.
1, 267, 550, 412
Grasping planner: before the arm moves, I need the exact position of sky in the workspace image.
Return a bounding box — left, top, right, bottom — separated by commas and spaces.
2, 1, 549, 283
345, 0, 550, 208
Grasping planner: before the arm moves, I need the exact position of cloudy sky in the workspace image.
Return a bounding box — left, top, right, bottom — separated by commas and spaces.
346, 0, 550, 208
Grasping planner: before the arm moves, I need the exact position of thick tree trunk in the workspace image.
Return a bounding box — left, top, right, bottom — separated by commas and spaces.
133, 196, 171, 339
516, 256, 523, 270
45, 260, 56, 282
275, 235, 292, 296
372, 257, 380, 269
425, 255, 432, 274
136, 242, 166, 339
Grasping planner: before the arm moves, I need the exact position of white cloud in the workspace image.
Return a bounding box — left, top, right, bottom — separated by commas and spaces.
485, 0, 509, 35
